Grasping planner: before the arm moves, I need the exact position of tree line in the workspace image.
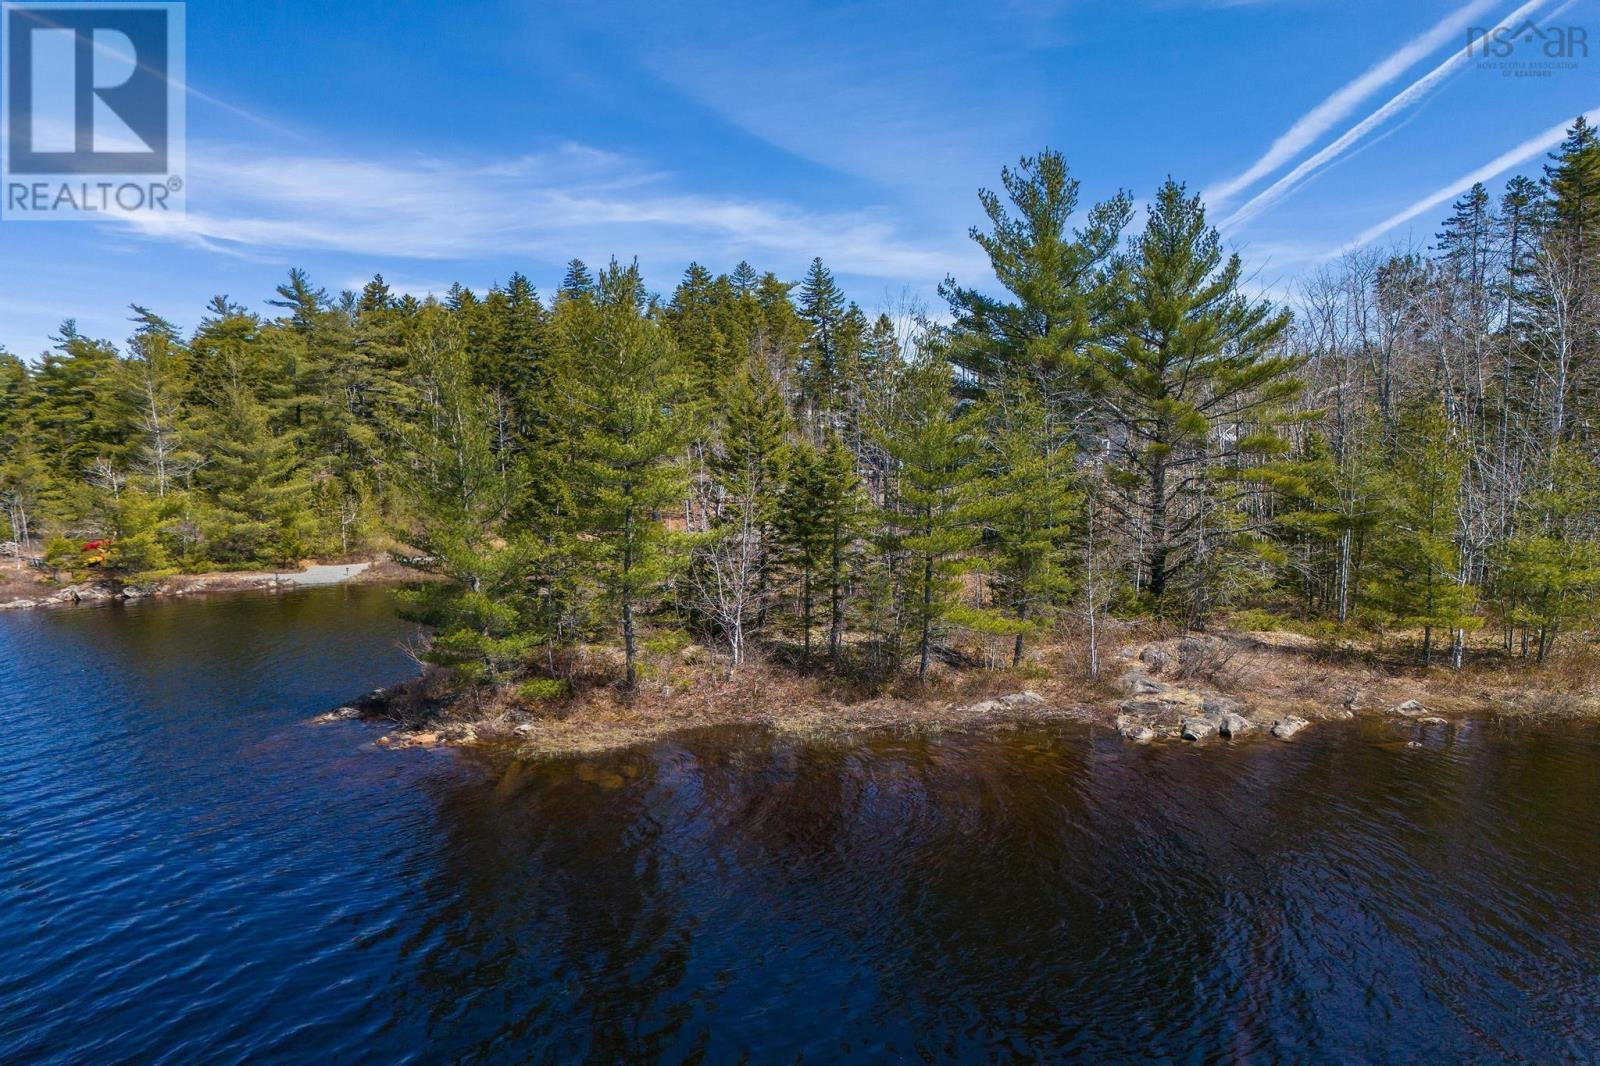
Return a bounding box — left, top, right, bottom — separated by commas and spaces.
2, 118, 1597, 687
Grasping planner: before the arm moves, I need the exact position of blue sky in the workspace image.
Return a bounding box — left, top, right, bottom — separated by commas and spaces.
1, 0, 1595, 358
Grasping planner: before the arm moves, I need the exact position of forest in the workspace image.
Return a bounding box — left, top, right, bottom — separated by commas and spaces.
3, 118, 1598, 691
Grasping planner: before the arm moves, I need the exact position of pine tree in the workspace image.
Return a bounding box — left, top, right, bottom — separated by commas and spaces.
817, 435, 863, 665
1544, 116, 1600, 259
980, 379, 1079, 665
1436, 182, 1494, 290
559, 258, 595, 300
712, 359, 790, 628
1099, 178, 1297, 611
776, 434, 861, 665
198, 381, 310, 567
392, 306, 543, 689
877, 357, 985, 678
729, 260, 758, 297
797, 257, 847, 419
776, 445, 828, 663
31, 322, 132, 485
543, 260, 698, 690
1541, 117, 1600, 436
941, 148, 1132, 390
122, 306, 198, 499
1366, 399, 1479, 666
667, 262, 732, 402
1494, 445, 1600, 661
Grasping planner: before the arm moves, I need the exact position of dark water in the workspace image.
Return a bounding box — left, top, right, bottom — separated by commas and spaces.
3, 588, 1599, 1063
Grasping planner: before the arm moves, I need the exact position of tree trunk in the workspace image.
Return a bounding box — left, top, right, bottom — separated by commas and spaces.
1147, 456, 1169, 603
918, 556, 934, 679
801, 570, 812, 664
622, 599, 637, 690
622, 504, 637, 691
828, 523, 844, 666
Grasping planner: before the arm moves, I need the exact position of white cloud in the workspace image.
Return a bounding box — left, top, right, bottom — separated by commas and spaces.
1203, 0, 1503, 206
121, 141, 981, 282
1343, 105, 1600, 250
550, 2, 1049, 207
1219, 0, 1554, 230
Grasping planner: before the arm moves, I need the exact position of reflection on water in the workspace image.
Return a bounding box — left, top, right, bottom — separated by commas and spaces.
2, 588, 1598, 1062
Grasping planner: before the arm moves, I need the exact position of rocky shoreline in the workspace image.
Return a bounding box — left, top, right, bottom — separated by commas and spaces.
0, 560, 393, 611
313, 631, 1576, 760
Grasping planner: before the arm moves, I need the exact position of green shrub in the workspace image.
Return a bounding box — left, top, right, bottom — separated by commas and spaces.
515, 678, 568, 703
1228, 608, 1287, 633
642, 629, 691, 656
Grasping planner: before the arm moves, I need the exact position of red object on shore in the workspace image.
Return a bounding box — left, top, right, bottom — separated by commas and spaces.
82, 540, 110, 552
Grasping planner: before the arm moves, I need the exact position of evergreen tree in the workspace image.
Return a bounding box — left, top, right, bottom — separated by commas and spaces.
31, 322, 131, 485
776, 434, 861, 665
941, 148, 1132, 390
122, 306, 197, 499
392, 307, 543, 689
1436, 182, 1494, 289
729, 260, 758, 297
198, 382, 310, 566
797, 257, 847, 419
980, 379, 1080, 665
1494, 446, 1600, 661
1366, 400, 1479, 666
712, 359, 790, 627
877, 357, 985, 678
1099, 178, 1297, 611
543, 260, 698, 690
559, 258, 596, 300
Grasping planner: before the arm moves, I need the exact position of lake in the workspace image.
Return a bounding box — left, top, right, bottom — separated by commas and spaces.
2, 586, 1598, 1062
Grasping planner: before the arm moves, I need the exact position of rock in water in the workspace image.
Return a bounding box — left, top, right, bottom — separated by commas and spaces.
1219, 712, 1253, 738
1271, 716, 1309, 739
1181, 717, 1217, 741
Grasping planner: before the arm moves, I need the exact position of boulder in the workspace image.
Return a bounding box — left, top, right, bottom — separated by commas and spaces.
1181, 716, 1218, 741
1271, 716, 1310, 739
998, 691, 1046, 708
1203, 695, 1242, 718
1176, 635, 1224, 667
1218, 712, 1253, 738
1390, 699, 1428, 717
1124, 673, 1169, 696
1116, 715, 1157, 743
1139, 645, 1172, 672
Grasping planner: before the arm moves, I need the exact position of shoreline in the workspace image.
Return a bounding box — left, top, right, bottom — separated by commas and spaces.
0, 558, 408, 611
316, 630, 1600, 759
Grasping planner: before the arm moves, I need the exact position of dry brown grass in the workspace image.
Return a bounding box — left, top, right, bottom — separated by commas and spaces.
339, 616, 1600, 758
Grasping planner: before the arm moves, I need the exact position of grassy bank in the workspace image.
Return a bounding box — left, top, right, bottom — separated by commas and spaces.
320, 622, 1600, 759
